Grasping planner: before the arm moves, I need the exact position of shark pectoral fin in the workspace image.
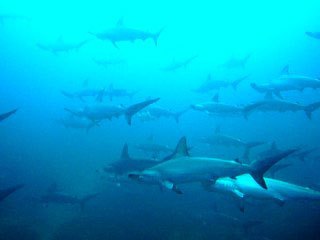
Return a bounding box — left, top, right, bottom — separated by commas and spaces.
161, 181, 182, 194
232, 189, 245, 199
274, 194, 285, 206
112, 41, 119, 49
231, 190, 245, 212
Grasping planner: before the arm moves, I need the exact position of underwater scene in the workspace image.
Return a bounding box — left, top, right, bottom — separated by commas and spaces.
1, 0, 320, 239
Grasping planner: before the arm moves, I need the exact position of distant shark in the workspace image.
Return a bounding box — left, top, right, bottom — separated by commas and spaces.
190, 93, 245, 117
251, 66, 320, 98
41, 184, 98, 210
243, 93, 320, 119
65, 97, 159, 125
221, 54, 251, 69
37, 36, 90, 54
0, 184, 24, 202
161, 55, 198, 72
104, 143, 166, 176
137, 106, 188, 123
57, 115, 100, 132
306, 31, 320, 40
0, 108, 18, 122
212, 174, 320, 211
129, 137, 296, 193
90, 18, 164, 48
194, 74, 248, 93
199, 126, 265, 160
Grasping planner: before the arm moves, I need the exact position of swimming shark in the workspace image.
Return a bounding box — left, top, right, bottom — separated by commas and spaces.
128, 137, 296, 193
306, 31, 320, 40
251, 66, 320, 98
199, 127, 265, 160
137, 106, 188, 123
62, 84, 137, 102
0, 184, 24, 202
37, 36, 90, 54
57, 115, 100, 132
212, 174, 320, 210
41, 185, 98, 210
194, 74, 248, 93
161, 55, 198, 72
104, 143, 166, 176
90, 18, 164, 48
0, 108, 18, 122
190, 93, 245, 117
221, 54, 251, 69
65, 97, 159, 125
243, 95, 320, 119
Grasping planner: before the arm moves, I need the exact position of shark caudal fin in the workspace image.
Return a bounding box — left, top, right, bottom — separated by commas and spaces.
0, 184, 24, 202
304, 101, 320, 119
0, 108, 18, 122
231, 75, 249, 90
79, 193, 99, 211
152, 27, 165, 46
249, 149, 296, 189
124, 98, 160, 125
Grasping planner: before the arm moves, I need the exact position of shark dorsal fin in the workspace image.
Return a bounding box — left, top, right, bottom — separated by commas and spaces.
116, 17, 124, 27
172, 137, 189, 158
214, 126, 221, 134
271, 141, 278, 151
120, 143, 131, 160
212, 92, 219, 103
281, 65, 289, 75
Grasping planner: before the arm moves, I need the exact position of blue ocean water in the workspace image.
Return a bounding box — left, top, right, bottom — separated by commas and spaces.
0, 1, 320, 239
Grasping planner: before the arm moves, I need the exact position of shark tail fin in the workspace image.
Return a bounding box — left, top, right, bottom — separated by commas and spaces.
0, 184, 24, 202
249, 149, 296, 189
0, 108, 18, 122
304, 101, 320, 120
153, 27, 165, 46
124, 98, 160, 125
79, 193, 99, 211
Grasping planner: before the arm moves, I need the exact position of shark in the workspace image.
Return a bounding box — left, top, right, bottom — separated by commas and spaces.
194, 75, 248, 93
37, 36, 90, 54
41, 185, 98, 210
137, 106, 188, 123
90, 18, 164, 48
128, 137, 296, 193
212, 174, 320, 210
251, 66, 320, 98
199, 127, 265, 160
161, 55, 198, 72
221, 54, 251, 69
190, 93, 245, 117
0, 108, 18, 122
306, 31, 320, 40
104, 143, 166, 176
243, 94, 320, 119
65, 97, 159, 125
57, 115, 99, 132
0, 184, 24, 202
